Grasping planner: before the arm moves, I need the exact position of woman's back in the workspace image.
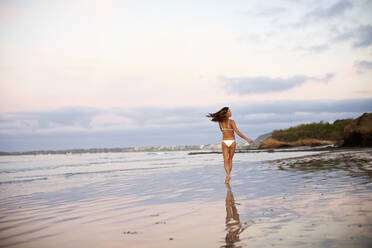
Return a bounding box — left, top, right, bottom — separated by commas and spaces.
219, 120, 235, 139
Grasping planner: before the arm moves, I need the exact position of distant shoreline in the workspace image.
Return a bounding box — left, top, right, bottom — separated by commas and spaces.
0, 145, 201, 156
1, 145, 368, 156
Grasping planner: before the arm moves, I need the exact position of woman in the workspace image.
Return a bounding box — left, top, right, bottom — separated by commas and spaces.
206, 107, 253, 183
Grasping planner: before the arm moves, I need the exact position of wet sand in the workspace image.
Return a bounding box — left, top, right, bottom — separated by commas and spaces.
0, 149, 371, 247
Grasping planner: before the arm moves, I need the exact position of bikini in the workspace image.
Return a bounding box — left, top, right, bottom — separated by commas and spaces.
222, 138, 235, 147
219, 123, 236, 147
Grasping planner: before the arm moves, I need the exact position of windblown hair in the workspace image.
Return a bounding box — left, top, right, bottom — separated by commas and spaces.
206, 107, 229, 122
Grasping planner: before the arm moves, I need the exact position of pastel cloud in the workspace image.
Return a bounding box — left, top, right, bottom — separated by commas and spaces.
221, 73, 334, 95
304, 0, 353, 20
333, 24, 372, 48
354, 60, 372, 70
1, 98, 371, 151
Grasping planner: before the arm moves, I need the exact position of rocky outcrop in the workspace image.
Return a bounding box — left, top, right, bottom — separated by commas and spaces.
343, 113, 372, 147
259, 138, 334, 149
250, 131, 273, 149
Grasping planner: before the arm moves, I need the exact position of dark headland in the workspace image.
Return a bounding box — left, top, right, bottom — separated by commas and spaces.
259, 112, 372, 149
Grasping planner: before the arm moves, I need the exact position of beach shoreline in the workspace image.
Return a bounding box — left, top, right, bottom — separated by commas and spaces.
0, 148, 371, 247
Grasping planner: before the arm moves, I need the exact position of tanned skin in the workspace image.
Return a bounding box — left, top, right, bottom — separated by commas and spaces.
219, 109, 253, 184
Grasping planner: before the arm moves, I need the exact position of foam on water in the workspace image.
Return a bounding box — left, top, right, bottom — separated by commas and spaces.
0, 150, 323, 198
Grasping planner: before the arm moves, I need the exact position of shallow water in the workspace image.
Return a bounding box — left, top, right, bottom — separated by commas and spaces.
0, 149, 371, 247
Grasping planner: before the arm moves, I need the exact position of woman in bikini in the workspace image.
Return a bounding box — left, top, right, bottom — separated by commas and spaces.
206, 107, 253, 184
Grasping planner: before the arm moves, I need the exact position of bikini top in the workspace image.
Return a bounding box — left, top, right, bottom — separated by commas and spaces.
219, 122, 233, 131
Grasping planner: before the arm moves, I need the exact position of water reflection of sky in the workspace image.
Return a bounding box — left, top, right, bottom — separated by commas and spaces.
0, 150, 371, 247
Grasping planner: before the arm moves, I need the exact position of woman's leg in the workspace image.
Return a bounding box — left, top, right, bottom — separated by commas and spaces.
221, 142, 230, 182
227, 142, 236, 180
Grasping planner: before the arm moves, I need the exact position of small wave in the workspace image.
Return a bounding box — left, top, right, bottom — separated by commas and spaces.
101, 156, 126, 160
88, 161, 107, 165
0, 165, 61, 174
0, 156, 183, 174
12, 165, 174, 180
152, 162, 177, 165
0, 177, 48, 185
63, 165, 176, 178
0, 162, 108, 174
146, 152, 171, 155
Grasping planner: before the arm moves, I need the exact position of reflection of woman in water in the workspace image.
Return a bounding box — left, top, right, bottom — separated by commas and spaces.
207, 107, 253, 183
224, 183, 249, 246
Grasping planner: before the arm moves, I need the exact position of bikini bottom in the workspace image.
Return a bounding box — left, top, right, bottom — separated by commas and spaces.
222, 140, 236, 147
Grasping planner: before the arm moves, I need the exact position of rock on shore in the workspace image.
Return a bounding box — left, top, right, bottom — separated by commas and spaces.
343, 113, 372, 147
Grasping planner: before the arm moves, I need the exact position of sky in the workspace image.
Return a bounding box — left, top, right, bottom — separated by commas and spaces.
0, 0, 372, 152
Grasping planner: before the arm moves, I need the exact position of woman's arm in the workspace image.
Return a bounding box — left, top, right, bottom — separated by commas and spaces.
231, 120, 253, 143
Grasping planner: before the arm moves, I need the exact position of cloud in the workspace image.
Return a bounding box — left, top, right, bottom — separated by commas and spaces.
354, 60, 372, 74
289, 1, 369, 52
0, 106, 208, 135
333, 24, 372, 48
257, 7, 287, 16
1, 98, 371, 151
229, 98, 372, 115
304, 0, 352, 20
0, 107, 101, 131
294, 44, 329, 53
221, 73, 334, 95
354, 60, 372, 70
293, 0, 353, 27
242, 7, 287, 17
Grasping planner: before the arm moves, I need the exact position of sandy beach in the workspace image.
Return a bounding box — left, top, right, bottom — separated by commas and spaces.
0, 148, 371, 247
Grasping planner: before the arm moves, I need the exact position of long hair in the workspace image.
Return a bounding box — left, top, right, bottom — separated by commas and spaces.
206, 107, 229, 122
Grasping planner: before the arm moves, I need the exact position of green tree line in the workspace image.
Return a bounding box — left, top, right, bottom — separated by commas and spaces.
272, 118, 353, 142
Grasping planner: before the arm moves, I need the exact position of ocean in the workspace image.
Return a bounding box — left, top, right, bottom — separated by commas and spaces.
0, 149, 371, 247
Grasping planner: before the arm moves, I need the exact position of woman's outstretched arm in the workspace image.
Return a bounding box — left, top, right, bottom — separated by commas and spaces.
231, 120, 253, 143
